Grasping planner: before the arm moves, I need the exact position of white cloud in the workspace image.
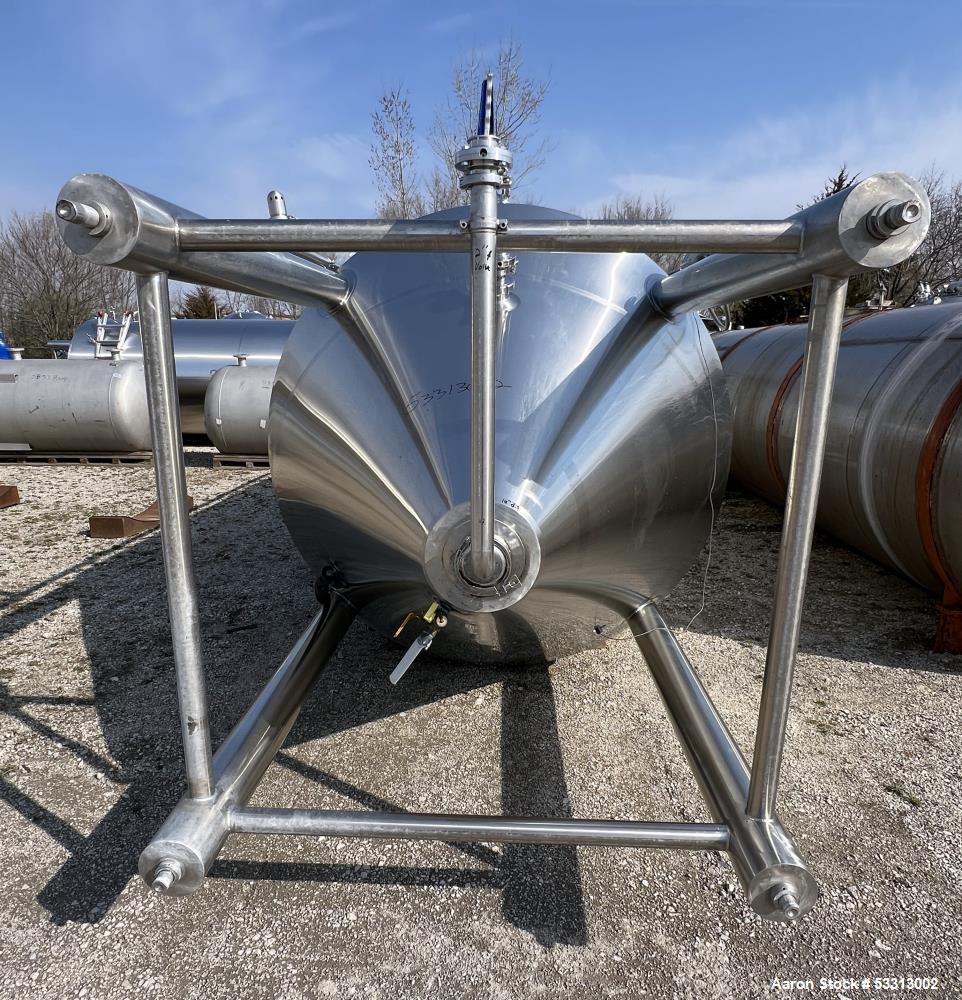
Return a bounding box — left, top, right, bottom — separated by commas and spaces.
44, 0, 377, 221
550, 75, 962, 219
296, 135, 370, 182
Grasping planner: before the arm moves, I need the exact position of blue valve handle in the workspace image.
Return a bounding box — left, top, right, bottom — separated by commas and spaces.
476, 72, 494, 137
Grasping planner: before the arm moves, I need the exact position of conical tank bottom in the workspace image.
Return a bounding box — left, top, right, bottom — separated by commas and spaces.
269, 206, 731, 664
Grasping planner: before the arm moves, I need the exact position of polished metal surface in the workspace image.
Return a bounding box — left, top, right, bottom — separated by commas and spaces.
717, 302, 962, 605
68, 316, 293, 434
140, 598, 355, 895
630, 602, 817, 921
137, 272, 213, 801
59, 115, 934, 923
747, 274, 849, 821
56, 196, 110, 234
204, 362, 276, 455
654, 173, 929, 317
269, 203, 731, 664
459, 109, 511, 586
176, 217, 803, 254
209, 599, 355, 807
56, 174, 348, 307
267, 190, 289, 219
229, 807, 731, 850
264, 189, 343, 273
0, 359, 150, 452
170, 173, 926, 271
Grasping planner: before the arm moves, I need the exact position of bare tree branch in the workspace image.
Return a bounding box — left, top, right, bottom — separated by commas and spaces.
368, 41, 550, 217
427, 39, 550, 209
172, 284, 302, 320
0, 211, 134, 355
596, 192, 683, 273
369, 86, 427, 219
885, 166, 962, 305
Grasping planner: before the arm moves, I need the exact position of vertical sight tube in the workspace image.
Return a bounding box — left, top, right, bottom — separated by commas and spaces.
457, 74, 511, 589
467, 181, 499, 586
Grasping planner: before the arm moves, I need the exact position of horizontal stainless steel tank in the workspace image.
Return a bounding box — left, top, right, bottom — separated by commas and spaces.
0, 359, 151, 453
68, 315, 294, 433
716, 303, 962, 651
204, 361, 275, 455
270, 206, 731, 664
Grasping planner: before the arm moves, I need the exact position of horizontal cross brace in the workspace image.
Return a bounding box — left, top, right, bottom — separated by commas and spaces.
175, 218, 803, 255
228, 806, 731, 851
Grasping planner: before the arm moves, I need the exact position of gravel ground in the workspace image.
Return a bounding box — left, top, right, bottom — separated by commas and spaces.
0, 456, 960, 999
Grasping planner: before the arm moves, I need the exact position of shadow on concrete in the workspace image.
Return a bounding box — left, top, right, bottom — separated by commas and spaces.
0, 472, 586, 944
6, 480, 950, 943
661, 489, 959, 674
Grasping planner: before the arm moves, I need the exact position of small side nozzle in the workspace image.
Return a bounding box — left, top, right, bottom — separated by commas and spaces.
267, 190, 289, 220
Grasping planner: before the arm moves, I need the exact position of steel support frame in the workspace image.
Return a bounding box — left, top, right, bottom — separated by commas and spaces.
174, 217, 803, 255
127, 185, 892, 920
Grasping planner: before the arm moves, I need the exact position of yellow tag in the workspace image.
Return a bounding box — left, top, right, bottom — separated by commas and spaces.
422, 601, 440, 623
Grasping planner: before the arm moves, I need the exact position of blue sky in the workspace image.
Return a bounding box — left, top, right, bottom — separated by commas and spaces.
3, 0, 962, 222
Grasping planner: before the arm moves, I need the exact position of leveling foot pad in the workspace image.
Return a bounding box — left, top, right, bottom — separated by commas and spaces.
89, 497, 195, 539
0, 483, 20, 509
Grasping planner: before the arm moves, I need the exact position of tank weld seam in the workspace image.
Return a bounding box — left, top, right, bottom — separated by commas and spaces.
765, 312, 875, 494
718, 325, 773, 362
766, 356, 805, 494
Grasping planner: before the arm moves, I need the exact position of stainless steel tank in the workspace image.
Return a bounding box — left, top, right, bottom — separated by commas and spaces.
270, 206, 731, 665
68, 316, 294, 433
204, 361, 275, 455
716, 303, 962, 650
0, 359, 151, 452
52, 108, 937, 922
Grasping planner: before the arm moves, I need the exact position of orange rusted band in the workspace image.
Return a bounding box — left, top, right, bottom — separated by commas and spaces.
915, 376, 962, 613
717, 325, 774, 362
764, 313, 873, 494
765, 357, 805, 493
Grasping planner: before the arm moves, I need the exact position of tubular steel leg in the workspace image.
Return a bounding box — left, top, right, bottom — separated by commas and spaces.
136, 271, 213, 800
139, 598, 355, 895
630, 601, 817, 921
747, 274, 849, 821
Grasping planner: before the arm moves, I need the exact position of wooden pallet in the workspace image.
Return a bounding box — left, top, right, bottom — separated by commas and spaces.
212, 453, 270, 469
89, 496, 195, 539
0, 451, 153, 465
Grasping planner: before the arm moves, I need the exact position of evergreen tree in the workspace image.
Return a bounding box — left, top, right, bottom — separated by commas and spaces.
178, 285, 219, 319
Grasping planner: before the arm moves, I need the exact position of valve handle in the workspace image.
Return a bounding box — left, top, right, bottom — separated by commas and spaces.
477, 71, 495, 137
